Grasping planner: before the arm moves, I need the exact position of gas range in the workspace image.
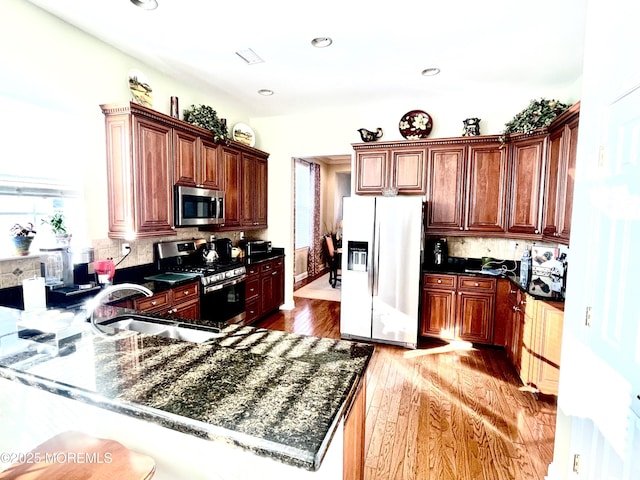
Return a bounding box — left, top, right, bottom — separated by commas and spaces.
169, 263, 247, 289
155, 239, 246, 291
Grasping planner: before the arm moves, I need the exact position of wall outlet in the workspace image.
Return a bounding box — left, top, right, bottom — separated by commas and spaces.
122, 243, 131, 256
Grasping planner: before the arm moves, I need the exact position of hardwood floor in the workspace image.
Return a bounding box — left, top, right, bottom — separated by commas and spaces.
257, 297, 557, 480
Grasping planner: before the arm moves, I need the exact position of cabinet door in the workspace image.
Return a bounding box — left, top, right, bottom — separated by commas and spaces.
425, 146, 466, 231
173, 128, 199, 187
133, 117, 174, 236
253, 156, 268, 226
530, 301, 564, 395
465, 142, 508, 233
542, 128, 563, 238
221, 146, 241, 228
199, 138, 223, 190
556, 117, 578, 243
508, 135, 546, 235
355, 150, 388, 194
391, 148, 426, 194
455, 291, 495, 343
420, 288, 455, 338
172, 299, 200, 320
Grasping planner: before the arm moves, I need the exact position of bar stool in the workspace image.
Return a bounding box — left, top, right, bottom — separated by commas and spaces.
0, 431, 155, 479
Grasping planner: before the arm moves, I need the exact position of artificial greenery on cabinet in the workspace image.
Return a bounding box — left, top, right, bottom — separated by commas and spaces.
501, 98, 570, 139
182, 104, 229, 143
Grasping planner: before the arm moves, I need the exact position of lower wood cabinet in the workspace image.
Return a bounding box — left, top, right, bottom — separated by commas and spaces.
497, 278, 565, 395
343, 376, 366, 480
420, 273, 496, 344
119, 281, 200, 320
245, 257, 284, 324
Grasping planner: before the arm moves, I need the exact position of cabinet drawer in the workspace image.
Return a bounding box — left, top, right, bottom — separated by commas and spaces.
172, 282, 200, 302
246, 278, 260, 301
458, 276, 497, 293
423, 273, 457, 290
245, 298, 260, 324
246, 265, 260, 276
134, 290, 171, 311
260, 260, 274, 275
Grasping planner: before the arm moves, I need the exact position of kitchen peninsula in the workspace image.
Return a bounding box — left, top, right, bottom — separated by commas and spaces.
0, 305, 373, 479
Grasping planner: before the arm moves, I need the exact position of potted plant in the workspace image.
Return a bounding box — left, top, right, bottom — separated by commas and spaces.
41, 212, 71, 246
10, 222, 36, 256
500, 98, 570, 144
182, 104, 229, 143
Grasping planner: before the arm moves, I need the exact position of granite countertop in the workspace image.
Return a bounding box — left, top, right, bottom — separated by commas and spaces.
0, 305, 373, 471
422, 257, 566, 302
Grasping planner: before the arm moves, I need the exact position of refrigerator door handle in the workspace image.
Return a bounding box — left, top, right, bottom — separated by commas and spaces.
372, 202, 381, 297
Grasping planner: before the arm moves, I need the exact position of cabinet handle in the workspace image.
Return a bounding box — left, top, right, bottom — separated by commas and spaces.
437, 279, 442, 284
458, 292, 462, 295
520, 300, 526, 305
474, 282, 479, 287
510, 290, 516, 294
272, 271, 277, 276
151, 300, 157, 306
459, 227, 464, 231
535, 229, 539, 234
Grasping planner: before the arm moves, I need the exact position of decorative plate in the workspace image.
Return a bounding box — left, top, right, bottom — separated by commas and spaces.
399, 110, 433, 139
232, 122, 255, 147
128, 69, 153, 108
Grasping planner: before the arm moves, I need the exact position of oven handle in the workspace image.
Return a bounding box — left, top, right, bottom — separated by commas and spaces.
203, 274, 247, 294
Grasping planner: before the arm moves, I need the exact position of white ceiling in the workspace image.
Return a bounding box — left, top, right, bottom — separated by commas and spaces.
25, 0, 588, 120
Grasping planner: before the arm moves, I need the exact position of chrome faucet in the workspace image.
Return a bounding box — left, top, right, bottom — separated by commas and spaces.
86, 283, 153, 335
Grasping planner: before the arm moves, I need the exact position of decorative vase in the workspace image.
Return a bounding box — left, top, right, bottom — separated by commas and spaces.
55, 233, 72, 246
12, 236, 34, 256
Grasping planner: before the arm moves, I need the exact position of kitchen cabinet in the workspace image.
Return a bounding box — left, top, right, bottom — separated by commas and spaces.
420, 273, 496, 344
507, 133, 547, 236
215, 147, 269, 231
244, 257, 284, 324
173, 128, 223, 190
220, 146, 242, 229
132, 281, 200, 320
542, 103, 580, 244
241, 153, 268, 228
101, 102, 175, 239
343, 376, 366, 480
353, 144, 426, 195
425, 140, 508, 234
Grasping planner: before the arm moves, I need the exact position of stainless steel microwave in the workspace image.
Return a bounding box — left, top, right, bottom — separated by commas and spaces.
174, 185, 225, 227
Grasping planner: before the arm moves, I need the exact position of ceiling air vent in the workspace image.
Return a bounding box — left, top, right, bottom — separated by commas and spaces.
235, 49, 264, 65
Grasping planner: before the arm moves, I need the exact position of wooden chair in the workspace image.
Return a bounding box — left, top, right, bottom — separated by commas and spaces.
324, 234, 341, 288
0, 431, 155, 479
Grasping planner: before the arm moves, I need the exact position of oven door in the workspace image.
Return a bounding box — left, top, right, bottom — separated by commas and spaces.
200, 276, 246, 325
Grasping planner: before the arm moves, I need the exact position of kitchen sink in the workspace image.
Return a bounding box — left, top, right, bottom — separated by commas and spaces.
99, 316, 221, 344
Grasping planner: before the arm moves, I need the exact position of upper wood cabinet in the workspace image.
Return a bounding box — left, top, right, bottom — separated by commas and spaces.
542, 103, 580, 244
507, 133, 547, 236
425, 139, 507, 234
173, 128, 223, 190
241, 153, 268, 228
102, 102, 269, 236
353, 144, 426, 195
101, 103, 175, 239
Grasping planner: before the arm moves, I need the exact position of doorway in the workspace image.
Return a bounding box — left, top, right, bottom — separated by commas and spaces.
292, 155, 351, 289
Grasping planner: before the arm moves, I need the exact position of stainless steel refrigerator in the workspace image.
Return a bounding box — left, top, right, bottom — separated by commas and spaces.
340, 196, 423, 348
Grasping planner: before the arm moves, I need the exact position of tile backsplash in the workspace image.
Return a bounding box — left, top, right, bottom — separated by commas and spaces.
441, 236, 564, 262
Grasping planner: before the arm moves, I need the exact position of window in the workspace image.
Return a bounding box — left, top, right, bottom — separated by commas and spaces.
1, 96, 86, 256
295, 160, 314, 249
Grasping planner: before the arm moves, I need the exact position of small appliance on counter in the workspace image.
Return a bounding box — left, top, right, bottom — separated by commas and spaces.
425, 238, 448, 268
239, 239, 272, 257
41, 247, 101, 307
529, 245, 566, 297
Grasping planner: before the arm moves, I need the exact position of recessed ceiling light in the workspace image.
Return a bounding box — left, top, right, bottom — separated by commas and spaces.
421, 68, 441, 76
130, 0, 158, 10
311, 37, 333, 48
258, 89, 274, 96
